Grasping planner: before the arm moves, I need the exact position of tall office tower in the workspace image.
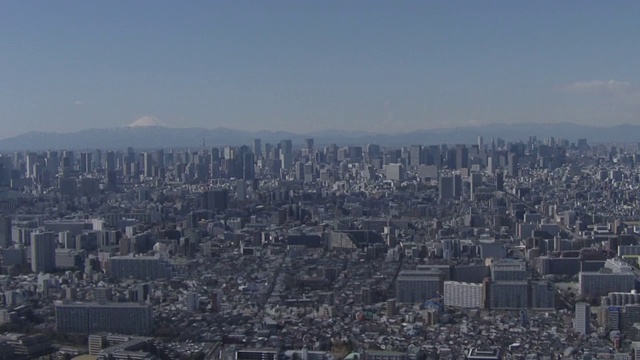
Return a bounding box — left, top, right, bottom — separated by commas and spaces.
280, 152, 293, 170
453, 174, 463, 198
31, 232, 56, 273
46, 151, 59, 174
294, 162, 305, 181
203, 189, 229, 212
409, 145, 424, 167
253, 139, 262, 159
366, 144, 381, 159
155, 149, 165, 168
105, 151, 116, 172
0, 216, 11, 248
26, 152, 38, 178
192, 151, 202, 166
439, 176, 454, 200
142, 152, 153, 178
12, 152, 22, 170
507, 153, 518, 177
106, 171, 118, 191
426, 145, 441, 167
487, 156, 497, 174
280, 139, 293, 155
126, 147, 135, 164
211, 147, 220, 162
210, 149, 220, 178
455, 144, 468, 169
242, 152, 255, 180
495, 171, 505, 191
477, 136, 484, 149
263, 143, 273, 160
94, 150, 102, 170
222, 146, 234, 160
348, 146, 363, 162
385, 163, 406, 181
80, 152, 92, 174
60, 151, 72, 174
305, 138, 314, 152
0, 155, 12, 182
470, 172, 482, 201
574, 302, 591, 335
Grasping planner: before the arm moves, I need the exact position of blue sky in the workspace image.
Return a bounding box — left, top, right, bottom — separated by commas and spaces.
1, 1, 639, 138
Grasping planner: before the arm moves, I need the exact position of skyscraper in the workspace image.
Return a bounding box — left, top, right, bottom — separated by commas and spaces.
31, 232, 56, 273
26, 152, 38, 178
143, 152, 154, 178
470, 173, 483, 201
105, 151, 116, 172
439, 176, 454, 200
574, 302, 591, 335
253, 139, 262, 159
455, 144, 468, 169
203, 189, 229, 212
280, 139, 293, 155
242, 152, 255, 180
409, 145, 424, 167
0, 216, 11, 248
305, 138, 314, 152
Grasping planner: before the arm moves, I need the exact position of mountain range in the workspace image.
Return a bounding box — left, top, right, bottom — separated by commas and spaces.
0, 122, 638, 151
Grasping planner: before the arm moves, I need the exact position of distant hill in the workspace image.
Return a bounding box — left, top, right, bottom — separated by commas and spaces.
0, 122, 637, 151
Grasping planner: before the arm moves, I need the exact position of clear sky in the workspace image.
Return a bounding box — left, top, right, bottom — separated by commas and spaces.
1, 1, 639, 139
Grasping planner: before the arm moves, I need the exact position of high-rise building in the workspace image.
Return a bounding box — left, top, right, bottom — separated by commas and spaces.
470, 172, 482, 201
242, 152, 255, 180
574, 302, 591, 335
385, 163, 405, 181
31, 232, 56, 274
203, 189, 228, 212
0, 216, 11, 248
495, 171, 504, 191
409, 145, 424, 167
26, 152, 38, 178
305, 138, 314, 152
253, 139, 262, 158
453, 174, 463, 198
105, 151, 116, 172
455, 144, 468, 169
80, 152, 93, 174
280, 139, 293, 155
143, 152, 154, 178
439, 176, 454, 200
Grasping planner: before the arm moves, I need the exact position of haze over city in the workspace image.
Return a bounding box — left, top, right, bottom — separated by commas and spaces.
1, 1, 640, 139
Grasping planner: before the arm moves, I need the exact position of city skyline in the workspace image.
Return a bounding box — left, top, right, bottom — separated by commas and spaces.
2, 1, 640, 139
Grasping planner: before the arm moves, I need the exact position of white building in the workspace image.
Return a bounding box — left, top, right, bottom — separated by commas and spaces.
443, 281, 484, 309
